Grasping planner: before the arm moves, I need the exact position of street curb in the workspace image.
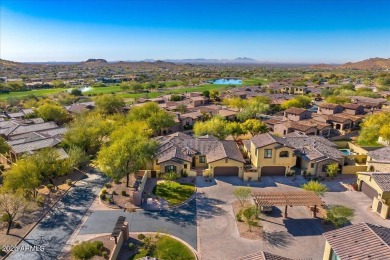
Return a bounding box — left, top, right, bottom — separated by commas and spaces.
3, 171, 91, 259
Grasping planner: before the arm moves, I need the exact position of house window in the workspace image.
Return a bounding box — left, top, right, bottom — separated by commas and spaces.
225, 159, 228, 163
264, 149, 272, 158
279, 151, 289, 158
199, 156, 206, 163
311, 163, 315, 168
166, 165, 176, 172
184, 164, 187, 169
321, 164, 328, 172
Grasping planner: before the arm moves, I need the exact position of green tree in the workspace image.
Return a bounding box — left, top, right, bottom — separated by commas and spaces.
358, 112, 390, 145
127, 102, 175, 135
227, 121, 246, 140
379, 122, 390, 143
193, 116, 230, 140
94, 94, 125, 114
0, 193, 31, 235
31, 148, 68, 185
96, 122, 158, 186
52, 80, 66, 88
202, 90, 210, 98
242, 206, 258, 232
175, 104, 187, 113
35, 103, 68, 123
326, 163, 339, 178
301, 180, 328, 196
70, 88, 83, 96
325, 96, 351, 104
63, 113, 117, 155
326, 205, 354, 228
233, 187, 252, 207
210, 89, 219, 100
3, 159, 41, 198
242, 119, 268, 136
281, 96, 311, 109
0, 136, 10, 154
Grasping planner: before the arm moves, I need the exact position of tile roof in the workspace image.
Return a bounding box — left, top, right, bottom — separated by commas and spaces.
319, 103, 341, 109
361, 172, 390, 192
368, 146, 390, 162
250, 133, 291, 149
4, 121, 59, 136
323, 223, 390, 260
9, 137, 61, 154
341, 103, 363, 110
285, 133, 343, 162
284, 108, 307, 115
155, 133, 245, 164
237, 251, 294, 260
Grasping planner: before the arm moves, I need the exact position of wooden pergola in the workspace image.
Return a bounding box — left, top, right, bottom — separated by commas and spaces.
252, 191, 324, 218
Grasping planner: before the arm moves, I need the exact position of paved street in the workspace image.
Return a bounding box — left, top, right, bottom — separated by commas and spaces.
78, 198, 197, 249
7, 172, 106, 260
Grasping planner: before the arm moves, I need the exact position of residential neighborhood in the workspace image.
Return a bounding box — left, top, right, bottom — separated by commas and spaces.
1, 1, 390, 259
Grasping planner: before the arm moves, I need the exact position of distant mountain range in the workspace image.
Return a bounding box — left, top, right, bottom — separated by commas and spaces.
1, 57, 389, 69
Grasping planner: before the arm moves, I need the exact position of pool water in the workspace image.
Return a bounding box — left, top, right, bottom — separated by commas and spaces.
213, 78, 243, 85
339, 149, 352, 155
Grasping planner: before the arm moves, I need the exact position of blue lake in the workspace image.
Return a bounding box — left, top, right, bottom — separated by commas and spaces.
213, 78, 243, 85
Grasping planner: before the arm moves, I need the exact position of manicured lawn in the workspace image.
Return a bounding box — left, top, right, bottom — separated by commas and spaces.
242, 78, 268, 85
0, 78, 268, 101
0, 88, 68, 100
153, 181, 195, 206
133, 235, 195, 260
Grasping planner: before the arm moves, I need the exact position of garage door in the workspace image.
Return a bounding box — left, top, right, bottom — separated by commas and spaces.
361, 181, 378, 200
261, 166, 286, 176
214, 166, 239, 176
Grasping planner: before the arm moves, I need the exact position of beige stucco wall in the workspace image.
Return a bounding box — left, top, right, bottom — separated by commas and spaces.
357, 173, 390, 219
342, 165, 368, 174
348, 142, 370, 155
301, 160, 316, 175
250, 143, 296, 169
243, 171, 259, 181
208, 158, 244, 178
194, 155, 208, 168
367, 160, 390, 172
322, 241, 332, 260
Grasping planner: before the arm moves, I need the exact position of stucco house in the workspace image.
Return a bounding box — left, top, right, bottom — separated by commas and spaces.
284, 132, 344, 176
317, 103, 343, 115
356, 172, 390, 219
243, 133, 296, 177
147, 132, 245, 178
366, 146, 390, 172
322, 222, 390, 260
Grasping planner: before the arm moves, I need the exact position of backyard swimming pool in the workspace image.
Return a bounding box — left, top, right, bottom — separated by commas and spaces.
339, 149, 355, 155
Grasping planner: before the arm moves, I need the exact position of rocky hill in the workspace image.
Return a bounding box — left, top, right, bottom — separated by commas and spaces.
339, 57, 390, 69
0, 59, 23, 67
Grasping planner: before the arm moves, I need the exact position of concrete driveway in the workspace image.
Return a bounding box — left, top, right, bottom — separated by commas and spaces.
196, 175, 388, 260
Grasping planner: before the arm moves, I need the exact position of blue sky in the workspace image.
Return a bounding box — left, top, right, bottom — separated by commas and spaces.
1, 0, 389, 63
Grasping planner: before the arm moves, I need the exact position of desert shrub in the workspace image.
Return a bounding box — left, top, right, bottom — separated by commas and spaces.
236, 211, 243, 222
121, 190, 126, 196
101, 189, 107, 194
102, 251, 108, 258
13, 222, 22, 228
71, 241, 102, 260
128, 243, 134, 250
137, 234, 146, 240
105, 183, 112, 188
100, 194, 106, 200
47, 184, 54, 190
